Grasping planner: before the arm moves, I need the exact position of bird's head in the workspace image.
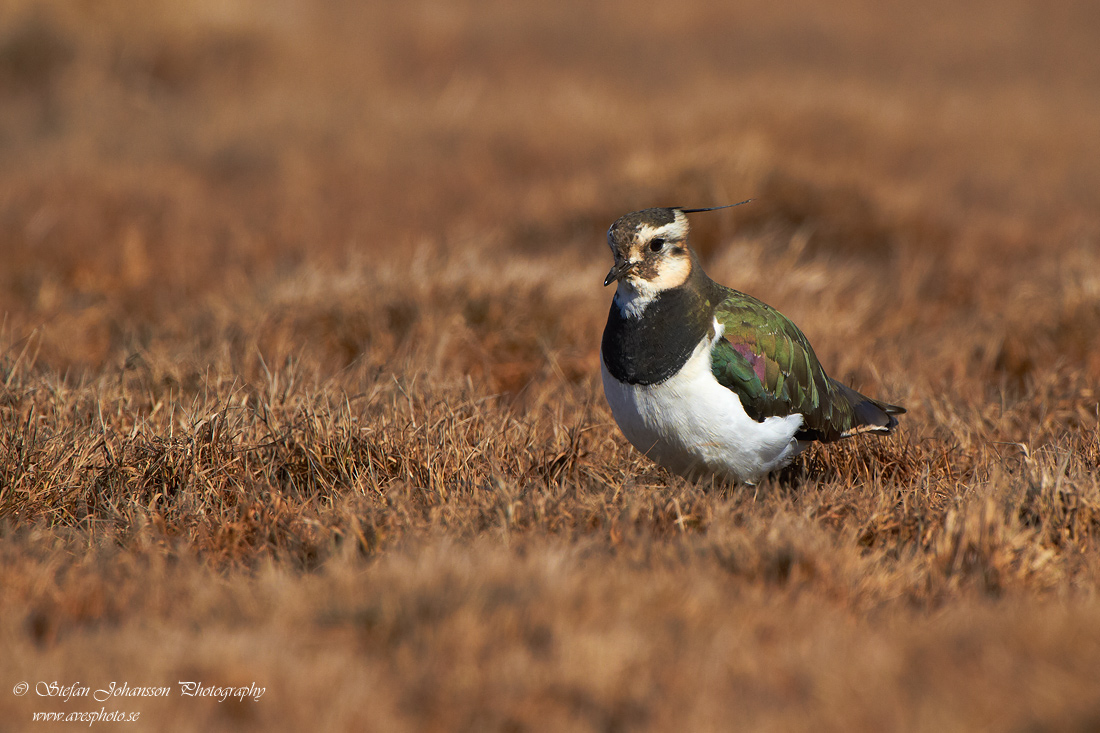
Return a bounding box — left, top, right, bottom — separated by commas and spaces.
604, 202, 752, 298
603, 207, 695, 297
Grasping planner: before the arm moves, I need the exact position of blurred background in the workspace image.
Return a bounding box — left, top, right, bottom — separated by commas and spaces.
5, 5, 1100, 729
2, 0, 1099, 380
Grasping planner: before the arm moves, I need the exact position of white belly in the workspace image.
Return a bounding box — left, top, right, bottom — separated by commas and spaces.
601, 322, 805, 484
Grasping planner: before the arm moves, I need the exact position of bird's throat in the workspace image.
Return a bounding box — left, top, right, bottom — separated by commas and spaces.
602, 285, 715, 386
613, 281, 657, 319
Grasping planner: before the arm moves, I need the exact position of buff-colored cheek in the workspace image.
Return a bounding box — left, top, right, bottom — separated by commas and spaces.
650, 254, 691, 289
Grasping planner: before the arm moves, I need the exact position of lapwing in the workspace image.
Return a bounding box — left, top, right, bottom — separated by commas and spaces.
600, 204, 905, 484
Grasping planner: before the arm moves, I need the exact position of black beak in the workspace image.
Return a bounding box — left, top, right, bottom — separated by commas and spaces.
604, 260, 636, 287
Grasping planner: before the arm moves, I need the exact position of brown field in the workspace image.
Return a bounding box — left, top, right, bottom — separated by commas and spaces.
3, 0, 1100, 730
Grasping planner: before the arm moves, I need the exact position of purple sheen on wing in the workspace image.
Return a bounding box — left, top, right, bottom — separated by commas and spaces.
731, 341, 767, 384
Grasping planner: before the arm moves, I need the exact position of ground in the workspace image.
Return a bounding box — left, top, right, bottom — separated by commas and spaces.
2, 1, 1100, 730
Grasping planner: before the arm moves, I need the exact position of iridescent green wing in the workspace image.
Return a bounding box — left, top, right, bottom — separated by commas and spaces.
709, 288, 857, 441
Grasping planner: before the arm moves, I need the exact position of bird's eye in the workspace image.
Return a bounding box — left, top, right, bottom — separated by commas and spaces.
649, 238, 666, 252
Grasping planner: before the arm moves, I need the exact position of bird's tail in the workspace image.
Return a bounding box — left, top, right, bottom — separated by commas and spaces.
832, 380, 906, 437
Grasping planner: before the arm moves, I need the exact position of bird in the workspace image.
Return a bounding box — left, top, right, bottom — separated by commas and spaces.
600, 204, 905, 484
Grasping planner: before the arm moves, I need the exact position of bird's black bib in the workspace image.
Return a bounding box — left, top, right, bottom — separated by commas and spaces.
601, 288, 712, 386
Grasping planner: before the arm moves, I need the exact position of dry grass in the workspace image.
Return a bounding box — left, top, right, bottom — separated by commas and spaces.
3, 0, 1100, 730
